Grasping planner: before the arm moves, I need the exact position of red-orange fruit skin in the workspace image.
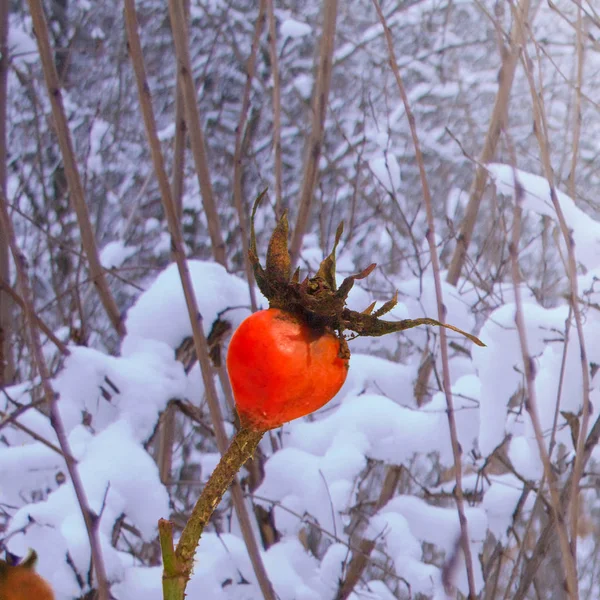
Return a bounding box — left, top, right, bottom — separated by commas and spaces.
0, 566, 55, 600
227, 309, 349, 430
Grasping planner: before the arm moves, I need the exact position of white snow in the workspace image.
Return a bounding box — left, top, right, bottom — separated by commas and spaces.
488, 163, 600, 271
125, 260, 256, 349
482, 474, 533, 543
100, 240, 136, 269
8, 26, 38, 65
280, 18, 312, 39
87, 119, 110, 175
7, 162, 600, 598
293, 74, 313, 99
368, 153, 402, 192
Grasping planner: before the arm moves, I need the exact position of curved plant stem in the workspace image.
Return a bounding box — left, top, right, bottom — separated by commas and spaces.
158, 427, 265, 598
123, 5, 275, 599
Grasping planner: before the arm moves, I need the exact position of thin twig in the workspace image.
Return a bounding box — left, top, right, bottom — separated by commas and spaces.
26, 0, 125, 337
372, 1, 478, 597
232, 0, 265, 312
513, 411, 600, 599
335, 465, 402, 600
446, 0, 531, 286
266, 0, 283, 219
0, 0, 13, 385
507, 170, 579, 599
515, 0, 588, 587
157, 0, 189, 492
157, 401, 176, 486
567, 3, 584, 201
289, 0, 339, 266
123, 6, 275, 599
0, 280, 70, 356
501, 479, 547, 600
0, 194, 110, 599
0, 401, 66, 457
170, 0, 189, 224
565, 0, 589, 560
252, 491, 409, 589
548, 309, 571, 458
167, 0, 227, 267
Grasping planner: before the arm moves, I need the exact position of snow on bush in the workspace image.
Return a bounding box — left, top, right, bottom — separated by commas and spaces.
2, 168, 599, 598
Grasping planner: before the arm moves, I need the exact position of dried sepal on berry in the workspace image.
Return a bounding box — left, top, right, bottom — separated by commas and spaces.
248, 190, 485, 348
314, 221, 343, 290
265, 210, 291, 287
362, 301, 377, 315
372, 291, 398, 319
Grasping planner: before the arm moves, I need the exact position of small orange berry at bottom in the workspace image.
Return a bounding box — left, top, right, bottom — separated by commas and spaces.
0, 560, 55, 600
227, 308, 349, 430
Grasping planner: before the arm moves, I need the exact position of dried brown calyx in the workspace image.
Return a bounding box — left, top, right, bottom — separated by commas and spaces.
249, 190, 485, 350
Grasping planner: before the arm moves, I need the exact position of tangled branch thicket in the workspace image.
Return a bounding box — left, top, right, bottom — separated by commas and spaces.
2, 1, 600, 599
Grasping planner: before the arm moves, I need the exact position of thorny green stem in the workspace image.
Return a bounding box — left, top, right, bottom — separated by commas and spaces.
159, 427, 265, 599
159, 519, 184, 600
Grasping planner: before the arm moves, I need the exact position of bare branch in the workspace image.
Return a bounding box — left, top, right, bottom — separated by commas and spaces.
170, 0, 188, 224
507, 165, 579, 599
514, 411, 600, 599
232, 0, 265, 312
266, 0, 283, 219
167, 0, 227, 267
514, 0, 589, 585
0, 280, 69, 356
446, 0, 531, 286
564, 0, 589, 561
0, 193, 110, 600
372, 1, 478, 596
289, 0, 339, 266
335, 465, 402, 600
0, 0, 13, 385
0, 397, 65, 457
26, 0, 125, 337
123, 5, 275, 598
